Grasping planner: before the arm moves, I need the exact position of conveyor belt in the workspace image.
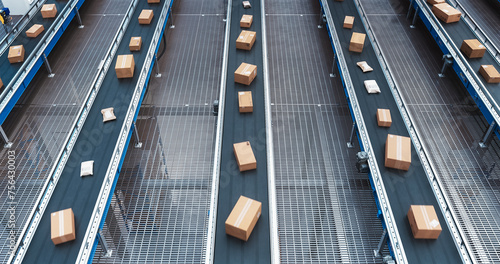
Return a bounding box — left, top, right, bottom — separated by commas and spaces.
322, 0, 464, 262
456, 0, 500, 49
210, 0, 271, 263
11, 0, 170, 263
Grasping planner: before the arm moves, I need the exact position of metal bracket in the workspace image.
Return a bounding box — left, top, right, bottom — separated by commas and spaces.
154, 54, 161, 78
133, 122, 143, 148
438, 54, 453, 78
0, 126, 13, 148
347, 122, 356, 148
318, 13, 326, 28
43, 53, 55, 78
374, 229, 388, 257
169, 7, 175, 28
330, 54, 336, 78
479, 121, 496, 148
74, 7, 84, 28
213, 100, 219, 116
98, 229, 112, 258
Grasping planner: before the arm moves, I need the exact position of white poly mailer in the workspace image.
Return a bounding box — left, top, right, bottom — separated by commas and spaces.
101, 107, 117, 122
364, 80, 381, 94
81, 160, 94, 177
357, 61, 373, 73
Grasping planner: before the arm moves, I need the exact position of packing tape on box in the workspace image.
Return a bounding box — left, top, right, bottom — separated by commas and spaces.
420, 206, 432, 229
235, 199, 253, 228
242, 64, 251, 75
382, 110, 387, 122
396, 136, 402, 161
121, 57, 127, 68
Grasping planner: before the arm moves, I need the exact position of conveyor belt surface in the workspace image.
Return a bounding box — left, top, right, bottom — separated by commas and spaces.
0, 0, 130, 262
324, 0, 463, 262
19, 0, 167, 262
457, 0, 500, 49
213, 0, 270, 263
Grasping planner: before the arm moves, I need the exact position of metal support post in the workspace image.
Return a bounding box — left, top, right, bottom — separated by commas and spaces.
318, 12, 324, 28
406, 0, 414, 20
347, 122, 356, 148
42, 53, 55, 77
74, 7, 84, 28
374, 229, 388, 257
439, 54, 453, 77
410, 6, 419, 28
169, 7, 175, 28
0, 126, 13, 148
98, 229, 112, 257
154, 54, 161, 78
330, 54, 336, 78
133, 122, 143, 148
479, 121, 496, 148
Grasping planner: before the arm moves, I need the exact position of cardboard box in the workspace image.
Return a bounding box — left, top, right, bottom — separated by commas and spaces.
238, 91, 253, 113
148, 0, 161, 3
385, 134, 411, 171
460, 39, 486, 59
408, 205, 442, 239
115, 55, 135, 78
235, 62, 257, 85
236, 30, 256, 51
377, 109, 392, 127
233, 141, 257, 171
479, 65, 500, 84
129, 37, 142, 51
240, 15, 253, 28
139, 9, 154, 25
432, 3, 461, 23
242, 1, 251, 8
427, 0, 445, 5
225, 196, 262, 241
51, 208, 76, 245
41, 4, 57, 18
26, 24, 44, 38
8, 45, 25, 64
0, 77, 3, 88
349, 32, 366, 53
343, 16, 354, 29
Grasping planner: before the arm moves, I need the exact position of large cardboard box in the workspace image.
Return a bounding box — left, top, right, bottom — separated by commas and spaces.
225, 196, 262, 241
377, 109, 392, 127
427, 0, 445, 5
238, 91, 253, 113
115, 55, 135, 79
148, 0, 161, 3
385, 134, 411, 171
479, 65, 500, 84
51, 208, 76, 245
236, 30, 256, 51
8, 45, 25, 64
26, 24, 44, 38
41, 4, 57, 18
408, 205, 442, 239
432, 3, 461, 23
343, 16, 354, 29
460, 39, 486, 59
129, 37, 142, 51
233, 141, 257, 171
240, 15, 253, 28
349, 32, 366, 53
235, 62, 257, 85
139, 9, 154, 25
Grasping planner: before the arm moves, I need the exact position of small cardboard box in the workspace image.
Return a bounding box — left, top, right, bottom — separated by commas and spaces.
129, 37, 142, 51
432, 3, 461, 23
460, 39, 486, 59
0, 77, 3, 88
240, 15, 253, 28
51, 208, 76, 245
343, 16, 354, 29
226, 196, 262, 241
26, 24, 44, 38
238, 91, 253, 113
148, 0, 161, 3
233, 141, 257, 171
139, 9, 154, 25
8, 45, 25, 64
235, 62, 257, 85
377, 109, 392, 127
115, 55, 135, 79
427, 0, 445, 5
41, 4, 57, 18
408, 205, 442, 239
385, 134, 411, 171
236, 30, 256, 51
349, 32, 366, 53
479, 65, 500, 84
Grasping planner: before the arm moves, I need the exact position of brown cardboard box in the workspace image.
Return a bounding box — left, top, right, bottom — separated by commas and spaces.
385, 134, 411, 171
41, 4, 57, 18
233, 141, 257, 171
50, 208, 76, 245
115, 55, 135, 78
408, 205, 442, 239
377, 109, 392, 127
0, 77, 3, 88
432, 3, 461, 23
26, 24, 44, 38
129, 37, 142, 51
148, 0, 161, 3
479, 65, 500, 84
235, 62, 257, 85
343, 16, 354, 29
236, 30, 256, 51
427, 0, 445, 5
8, 45, 25, 64
460, 39, 486, 59
240, 15, 253, 28
139, 9, 154, 25
226, 196, 262, 241
238, 91, 253, 113
349, 32, 366, 53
